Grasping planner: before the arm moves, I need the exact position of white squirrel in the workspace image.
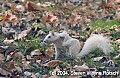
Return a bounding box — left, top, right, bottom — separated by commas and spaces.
43, 31, 112, 59
43, 31, 66, 59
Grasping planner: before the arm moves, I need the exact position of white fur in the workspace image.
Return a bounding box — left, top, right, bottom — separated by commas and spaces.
44, 31, 112, 59
44, 31, 66, 59
59, 31, 81, 56
77, 34, 112, 57
43, 31, 60, 43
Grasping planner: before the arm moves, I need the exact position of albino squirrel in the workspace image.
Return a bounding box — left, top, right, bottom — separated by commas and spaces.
43, 31, 66, 59
43, 31, 112, 59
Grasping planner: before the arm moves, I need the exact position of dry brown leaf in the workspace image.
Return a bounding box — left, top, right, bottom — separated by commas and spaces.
93, 56, 109, 62
31, 72, 37, 78
2, 27, 9, 35
114, 54, 120, 59
73, 63, 89, 72
117, 5, 120, 11
0, 68, 11, 76
0, 53, 4, 63
43, 13, 59, 23
2, 12, 18, 22
2, 13, 12, 20
43, 14, 52, 22
22, 60, 30, 70
0, 46, 8, 51
16, 5, 25, 12
24, 71, 32, 77
43, 12, 59, 26
45, 49, 55, 57
3, 38, 14, 44
28, 13, 36, 19
93, 57, 104, 62
115, 0, 120, 4
64, 1, 73, 10
40, 2, 52, 8
116, 38, 120, 42
44, 60, 63, 68
33, 54, 50, 61
15, 66, 22, 72
26, 55, 32, 60
9, 15, 18, 22
17, 28, 31, 40
42, 75, 49, 78
25, 1, 43, 11
32, 55, 45, 60
115, 12, 120, 20
11, 4, 15, 13
31, 49, 42, 56
30, 49, 50, 60
105, 2, 114, 8
10, 51, 24, 59
7, 62, 17, 71
36, 60, 42, 64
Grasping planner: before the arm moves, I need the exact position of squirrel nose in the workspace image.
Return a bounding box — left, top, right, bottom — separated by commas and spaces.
43, 39, 47, 43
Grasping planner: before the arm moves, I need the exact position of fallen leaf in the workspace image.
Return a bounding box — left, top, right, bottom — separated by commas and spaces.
0, 53, 4, 61
73, 63, 89, 72
10, 51, 24, 60
32, 55, 45, 60
115, 12, 120, 20
24, 71, 32, 77
36, 60, 42, 64
0, 68, 11, 76
93, 57, 104, 62
40, 2, 52, 8
115, 0, 120, 4
22, 60, 30, 70
9, 15, 18, 22
2, 27, 9, 35
27, 13, 36, 19
43, 60, 63, 68
11, 4, 15, 13
42, 75, 49, 78
114, 54, 120, 59
105, 2, 114, 8
16, 5, 25, 12
17, 28, 31, 40
3, 38, 14, 44
31, 49, 42, 57
31, 72, 37, 78
25, 1, 43, 11
45, 49, 55, 57
7, 62, 17, 71
2, 13, 12, 20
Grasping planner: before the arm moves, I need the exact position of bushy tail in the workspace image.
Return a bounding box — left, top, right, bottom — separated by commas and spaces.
78, 34, 112, 57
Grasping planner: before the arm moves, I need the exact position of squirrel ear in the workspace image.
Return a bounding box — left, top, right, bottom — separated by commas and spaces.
51, 31, 55, 36
49, 31, 51, 33
49, 31, 55, 36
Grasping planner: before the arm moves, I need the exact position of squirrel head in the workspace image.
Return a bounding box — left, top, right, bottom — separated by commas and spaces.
43, 31, 60, 43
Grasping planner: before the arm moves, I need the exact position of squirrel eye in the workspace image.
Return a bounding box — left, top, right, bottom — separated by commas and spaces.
48, 36, 51, 38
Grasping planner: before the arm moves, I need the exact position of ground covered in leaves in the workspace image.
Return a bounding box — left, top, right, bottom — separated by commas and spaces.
0, 0, 120, 78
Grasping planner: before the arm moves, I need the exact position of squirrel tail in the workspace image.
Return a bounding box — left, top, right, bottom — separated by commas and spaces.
78, 34, 112, 57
